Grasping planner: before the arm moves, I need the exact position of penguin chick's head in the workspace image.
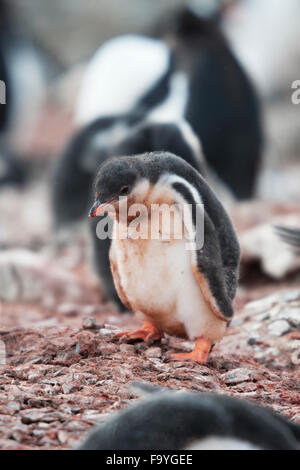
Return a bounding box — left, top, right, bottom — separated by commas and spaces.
89, 157, 138, 217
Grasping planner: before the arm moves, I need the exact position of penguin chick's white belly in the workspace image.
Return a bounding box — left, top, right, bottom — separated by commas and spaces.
111, 229, 226, 342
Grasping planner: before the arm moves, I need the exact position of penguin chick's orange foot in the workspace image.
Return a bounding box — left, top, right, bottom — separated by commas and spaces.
117, 321, 162, 344
169, 337, 211, 364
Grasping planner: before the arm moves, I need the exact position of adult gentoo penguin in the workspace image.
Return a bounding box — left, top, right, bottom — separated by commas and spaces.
76, 384, 300, 450
75, 14, 262, 200
153, 5, 263, 199
89, 151, 240, 363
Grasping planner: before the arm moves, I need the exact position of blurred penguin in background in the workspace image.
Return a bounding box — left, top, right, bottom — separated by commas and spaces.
223, 0, 300, 98
0, 0, 49, 187
74, 2, 262, 200
0, 0, 24, 186
223, 0, 300, 199
76, 384, 300, 450
153, 1, 263, 200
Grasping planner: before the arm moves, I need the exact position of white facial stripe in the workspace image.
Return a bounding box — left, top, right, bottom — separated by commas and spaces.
157, 173, 203, 256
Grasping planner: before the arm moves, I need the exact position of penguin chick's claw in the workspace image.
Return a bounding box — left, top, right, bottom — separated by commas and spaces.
117, 321, 162, 344
169, 337, 211, 364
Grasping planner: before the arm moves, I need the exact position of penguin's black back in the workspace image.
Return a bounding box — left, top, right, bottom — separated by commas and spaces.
185, 43, 262, 199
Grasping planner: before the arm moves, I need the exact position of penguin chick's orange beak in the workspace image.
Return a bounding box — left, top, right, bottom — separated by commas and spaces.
89, 199, 118, 217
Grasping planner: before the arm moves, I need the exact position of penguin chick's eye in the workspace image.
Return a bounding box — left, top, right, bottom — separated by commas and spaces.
120, 186, 129, 195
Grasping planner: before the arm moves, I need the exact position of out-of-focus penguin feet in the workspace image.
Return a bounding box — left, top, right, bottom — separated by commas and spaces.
168, 337, 211, 364
117, 321, 162, 345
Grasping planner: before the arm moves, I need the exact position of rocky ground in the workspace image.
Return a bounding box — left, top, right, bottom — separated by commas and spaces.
0, 286, 299, 450
0, 194, 300, 449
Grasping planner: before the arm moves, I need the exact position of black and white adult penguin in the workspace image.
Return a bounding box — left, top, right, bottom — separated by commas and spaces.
153, 4, 263, 199
75, 6, 262, 199
52, 117, 206, 310
89, 151, 240, 362
76, 384, 300, 450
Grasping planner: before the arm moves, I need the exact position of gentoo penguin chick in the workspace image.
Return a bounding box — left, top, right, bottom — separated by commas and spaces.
89, 151, 240, 363
76, 385, 300, 450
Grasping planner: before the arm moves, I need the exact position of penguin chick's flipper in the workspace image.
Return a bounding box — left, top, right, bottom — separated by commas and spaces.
191, 205, 235, 322
169, 170, 239, 322
117, 321, 162, 345
169, 337, 211, 364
